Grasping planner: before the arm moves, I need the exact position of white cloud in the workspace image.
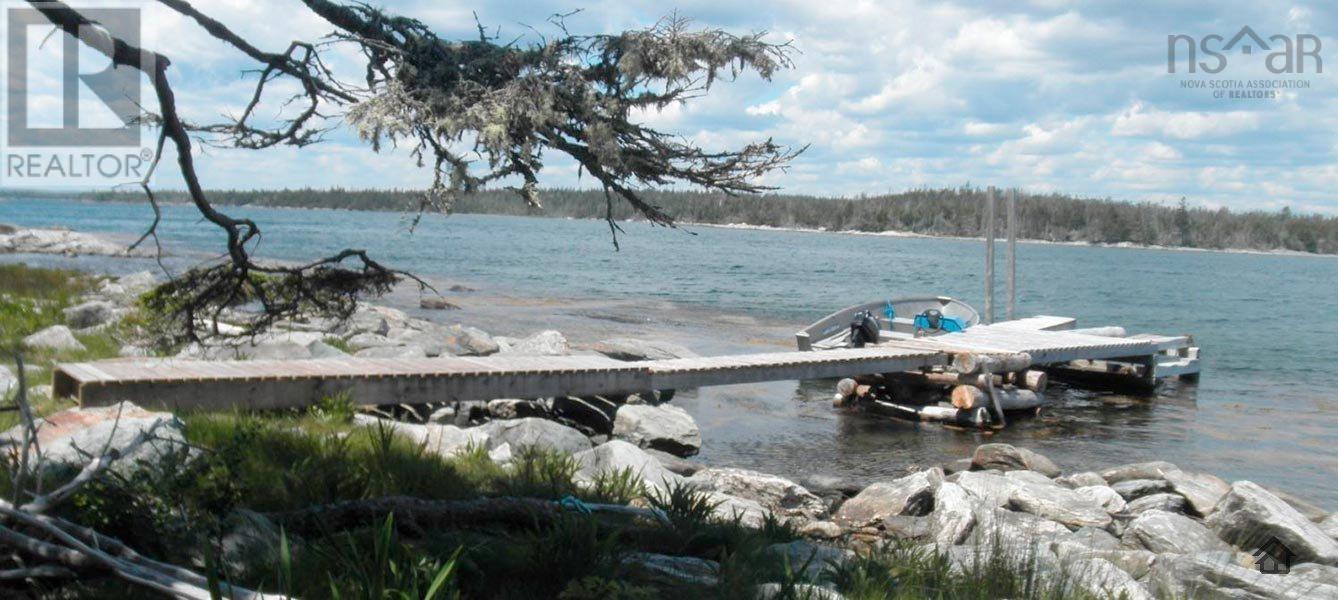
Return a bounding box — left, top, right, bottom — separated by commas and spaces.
1112, 102, 1262, 140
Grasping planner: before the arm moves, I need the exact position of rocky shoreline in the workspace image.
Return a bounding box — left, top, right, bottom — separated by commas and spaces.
0, 223, 150, 257
6, 269, 1338, 599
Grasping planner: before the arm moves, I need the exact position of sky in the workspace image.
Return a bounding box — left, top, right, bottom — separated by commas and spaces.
6, 0, 1337, 214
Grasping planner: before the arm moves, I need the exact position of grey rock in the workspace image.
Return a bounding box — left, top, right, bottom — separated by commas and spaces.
118, 344, 153, 358
970, 506, 1071, 547
927, 481, 975, 545
0, 366, 16, 398
1067, 557, 1155, 600
1009, 482, 1112, 529
952, 470, 1020, 508
971, 443, 1061, 477
1052, 543, 1156, 579
645, 448, 702, 476
1003, 470, 1056, 486
345, 332, 396, 350
591, 338, 698, 361
942, 457, 974, 475
573, 440, 682, 492
764, 540, 852, 579
1148, 552, 1338, 600
1074, 485, 1127, 514
1069, 526, 1122, 550
477, 417, 591, 455
881, 515, 932, 540
488, 442, 513, 464
0, 402, 187, 475
440, 324, 499, 356
486, 398, 548, 420
115, 270, 161, 297
28, 384, 52, 399
63, 300, 117, 329
1123, 510, 1231, 554
1264, 486, 1330, 523
249, 341, 314, 360
352, 415, 488, 457
1164, 469, 1232, 516
833, 469, 942, 529
22, 325, 86, 352
1056, 471, 1107, 489
1099, 460, 1177, 484
688, 467, 826, 520
1321, 513, 1338, 540
612, 404, 701, 457
622, 552, 719, 587
705, 491, 772, 529
1111, 478, 1172, 501
355, 344, 427, 359
219, 509, 288, 581
1125, 492, 1189, 515
1292, 563, 1338, 588
498, 330, 570, 356
1208, 481, 1338, 566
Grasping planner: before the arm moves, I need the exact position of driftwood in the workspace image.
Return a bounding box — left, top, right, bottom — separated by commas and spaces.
269, 495, 670, 537
951, 352, 1032, 375
951, 386, 1042, 411
866, 400, 990, 427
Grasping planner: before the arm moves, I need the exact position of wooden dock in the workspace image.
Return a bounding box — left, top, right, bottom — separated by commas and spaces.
51, 317, 1199, 411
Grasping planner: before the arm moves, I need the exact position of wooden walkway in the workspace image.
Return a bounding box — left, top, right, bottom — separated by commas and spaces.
53, 347, 949, 410
51, 317, 1198, 410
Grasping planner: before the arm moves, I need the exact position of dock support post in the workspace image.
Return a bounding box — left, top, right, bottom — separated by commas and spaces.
984, 187, 996, 324
1007, 188, 1017, 321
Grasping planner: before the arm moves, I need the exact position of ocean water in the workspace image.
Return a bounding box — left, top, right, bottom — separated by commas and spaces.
3, 197, 1336, 508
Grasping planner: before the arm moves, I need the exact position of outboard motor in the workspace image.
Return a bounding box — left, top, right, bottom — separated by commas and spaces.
849, 310, 880, 348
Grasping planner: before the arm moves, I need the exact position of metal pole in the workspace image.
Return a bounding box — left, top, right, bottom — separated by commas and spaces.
1007, 188, 1017, 322
984, 187, 995, 325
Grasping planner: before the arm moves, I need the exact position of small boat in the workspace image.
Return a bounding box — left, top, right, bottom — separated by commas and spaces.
796, 296, 980, 351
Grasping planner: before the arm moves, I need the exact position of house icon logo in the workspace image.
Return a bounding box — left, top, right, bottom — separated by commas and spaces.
1222, 26, 1269, 55
1253, 537, 1295, 574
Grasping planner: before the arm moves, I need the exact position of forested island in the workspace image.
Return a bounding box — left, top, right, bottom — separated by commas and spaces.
9, 186, 1337, 254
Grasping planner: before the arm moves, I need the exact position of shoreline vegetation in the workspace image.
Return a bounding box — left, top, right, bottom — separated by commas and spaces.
3, 264, 1337, 598
6, 186, 1335, 256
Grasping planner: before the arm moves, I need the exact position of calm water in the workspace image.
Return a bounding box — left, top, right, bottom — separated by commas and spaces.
3, 198, 1336, 508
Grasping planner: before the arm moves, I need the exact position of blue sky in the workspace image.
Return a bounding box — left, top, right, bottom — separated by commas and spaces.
23, 0, 1338, 213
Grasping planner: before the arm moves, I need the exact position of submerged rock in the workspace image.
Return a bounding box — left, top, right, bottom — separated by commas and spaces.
591, 338, 698, 361
971, 443, 1061, 477
1207, 481, 1338, 566
419, 297, 460, 310
612, 404, 701, 457
689, 467, 827, 520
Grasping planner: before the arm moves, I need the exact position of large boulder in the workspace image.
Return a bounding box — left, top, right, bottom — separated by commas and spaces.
1163, 469, 1231, 516
0, 402, 186, 474
928, 481, 976, 545
1264, 486, 1330, 523
1111, 478, 1172, 501
1067, 557, 1155, 600
353, 415, 488, 458
63, 300, 117, 329
689, 468, 827, 521
476, 417, 591, 455
1207, 481, 1338, 565
1008, 482, 1112, 529
970, 443, 1061, 477
439, 324, 499, 356
1125, 492, 1189, 516
1099, 461, 1177, 484
1148, 552, 1338, 600
572, 440, 682, 492
704, 491, 772, 529
591, 338, 698, 361
951, 470, 1020, 508
97, 270, 161, 302
969, 506, 1071, 547
1122, 510, 1231, 554
21, 325, 85, 352
833, 469, 941, 529
1073, 485, 1127, 514
612, 404, 701, 457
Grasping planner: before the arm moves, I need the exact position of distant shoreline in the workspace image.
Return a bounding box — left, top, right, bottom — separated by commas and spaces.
3, 194, 1335, 259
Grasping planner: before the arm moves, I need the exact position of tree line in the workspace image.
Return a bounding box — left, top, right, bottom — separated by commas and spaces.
40, 186, 1338, 254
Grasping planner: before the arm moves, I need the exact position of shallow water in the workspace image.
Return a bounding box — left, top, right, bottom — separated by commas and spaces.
3, 198, 1336, 508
